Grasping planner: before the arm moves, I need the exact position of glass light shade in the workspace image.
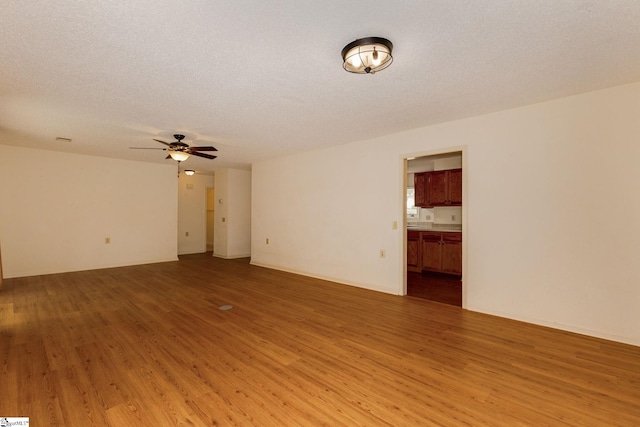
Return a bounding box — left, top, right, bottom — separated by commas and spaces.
168, 150, 190, 162
342, 37, 393, 74
184, 169, 195, 176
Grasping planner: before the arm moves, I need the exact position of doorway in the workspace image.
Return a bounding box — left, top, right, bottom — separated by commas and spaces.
405, 152, 463, 306
206, 188, 215, 252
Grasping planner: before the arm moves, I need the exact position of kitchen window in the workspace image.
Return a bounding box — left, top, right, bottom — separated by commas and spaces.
407, 188, 420, 218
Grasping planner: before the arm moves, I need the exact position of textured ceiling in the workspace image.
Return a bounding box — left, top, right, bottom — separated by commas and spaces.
2, 1, 640, 173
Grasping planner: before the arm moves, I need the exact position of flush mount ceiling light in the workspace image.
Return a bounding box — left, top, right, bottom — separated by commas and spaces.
341, 37, 393, 74
184, 169, 195, 176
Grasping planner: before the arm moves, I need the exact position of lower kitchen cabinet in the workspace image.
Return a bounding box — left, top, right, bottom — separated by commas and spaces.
421, 231, 462, 275
440, 233, 462, 275
421, 232, 442, 271
407, 230, 421, 272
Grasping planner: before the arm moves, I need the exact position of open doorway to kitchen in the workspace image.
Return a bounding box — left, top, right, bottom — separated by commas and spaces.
406, 151, 463, 307
206, 188, 215, 252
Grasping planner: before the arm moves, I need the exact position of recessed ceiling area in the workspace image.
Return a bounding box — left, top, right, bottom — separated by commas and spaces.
2, 1, 640, 173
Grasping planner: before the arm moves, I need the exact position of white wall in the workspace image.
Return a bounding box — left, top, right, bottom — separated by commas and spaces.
433, 207, 462, 225
213, 168, 251, 258
252, 82, 640, 346
0, 145, 178, 277
433, 155, 462, 171
178, 173, 214, 255
252, 146, 403, 293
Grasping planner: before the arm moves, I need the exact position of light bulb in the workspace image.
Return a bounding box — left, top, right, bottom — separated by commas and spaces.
372, 48, 381, 66
349, 53, 362, 68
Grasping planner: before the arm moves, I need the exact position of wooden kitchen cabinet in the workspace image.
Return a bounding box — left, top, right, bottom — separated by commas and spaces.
428, 169, 462, 206
414, 172, 428, 207
425, 171, 446, 206
421, 231, 462, 276
407, 230, 421, 272
447, 169, 463, 205
414, 168, 462, 207
440, 232, 462, 275
421, 232, 442, 271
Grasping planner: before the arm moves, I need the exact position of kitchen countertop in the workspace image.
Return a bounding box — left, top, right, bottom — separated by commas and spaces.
407, 223, 462, 232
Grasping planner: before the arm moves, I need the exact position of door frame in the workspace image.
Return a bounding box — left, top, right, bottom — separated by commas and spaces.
402, 146, 467, 308
206, 186, 215, 253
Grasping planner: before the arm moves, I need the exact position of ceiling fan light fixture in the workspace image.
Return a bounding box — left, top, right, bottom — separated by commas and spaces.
130, 134, 217, 162
184, 169, 195, 176
168, 150, 190, 162
341, 37, 393, 74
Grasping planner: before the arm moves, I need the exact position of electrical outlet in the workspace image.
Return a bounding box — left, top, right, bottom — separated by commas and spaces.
105, 237, 110, 244
379, 249, 385, 258
392, 221, 398, 229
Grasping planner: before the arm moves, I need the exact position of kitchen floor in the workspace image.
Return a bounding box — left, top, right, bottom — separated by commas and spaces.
407, 271, 462, 306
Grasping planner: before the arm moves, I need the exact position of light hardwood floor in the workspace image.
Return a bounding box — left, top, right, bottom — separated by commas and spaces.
1, 253, 639, 426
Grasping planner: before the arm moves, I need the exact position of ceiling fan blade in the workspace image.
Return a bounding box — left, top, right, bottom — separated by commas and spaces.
190, 146, 218, 152
153, 139, 172, 146
191, 152, 217, 160
165, 155, 171, 159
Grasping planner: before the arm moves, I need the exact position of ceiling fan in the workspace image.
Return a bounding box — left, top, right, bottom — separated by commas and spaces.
130, 134, 217, 161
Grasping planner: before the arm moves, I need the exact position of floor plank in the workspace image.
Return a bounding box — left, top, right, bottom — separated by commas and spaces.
407, 271, 462, 306
1, 254, 639, 426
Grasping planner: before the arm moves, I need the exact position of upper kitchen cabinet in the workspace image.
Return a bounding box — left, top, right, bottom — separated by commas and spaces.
414, 168, 462, 207
414, 172, 428, 207
428, 169, 462, 206
447, 169, 463, 205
